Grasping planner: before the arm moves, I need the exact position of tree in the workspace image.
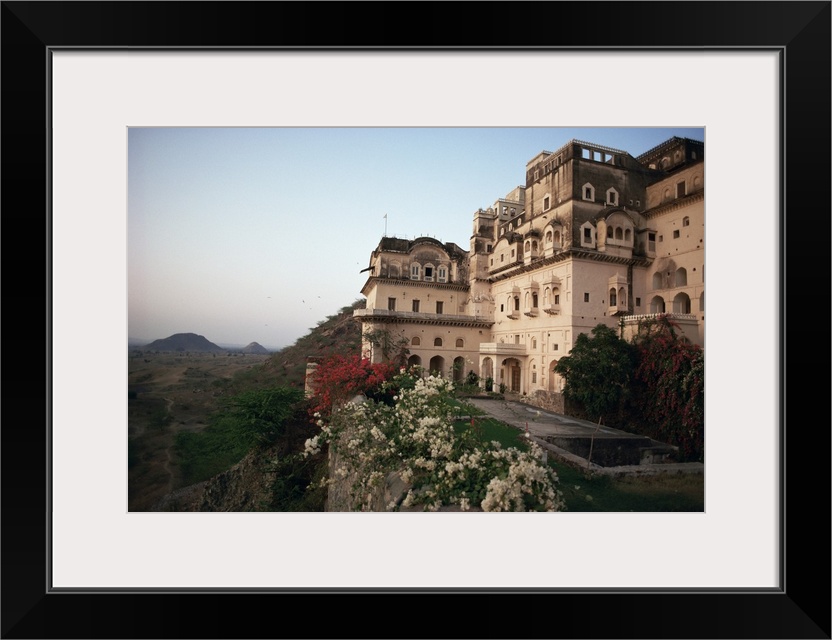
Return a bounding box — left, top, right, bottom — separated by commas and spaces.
218, 387, 305, 446
554, 324, 636, 424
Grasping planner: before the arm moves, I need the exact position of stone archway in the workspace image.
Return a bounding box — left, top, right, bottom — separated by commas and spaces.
429, 355, 445, 377
549, 359, 564, 392
453, 356, 465, 383
503, 357, 522, 393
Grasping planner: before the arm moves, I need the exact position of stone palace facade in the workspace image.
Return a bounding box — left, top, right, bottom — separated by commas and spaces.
353, 136, 704, 396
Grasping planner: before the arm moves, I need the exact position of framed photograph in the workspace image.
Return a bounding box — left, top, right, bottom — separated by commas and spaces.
3, 2, 829, 638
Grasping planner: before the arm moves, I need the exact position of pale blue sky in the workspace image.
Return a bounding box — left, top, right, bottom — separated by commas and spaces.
128, 127, 704, 350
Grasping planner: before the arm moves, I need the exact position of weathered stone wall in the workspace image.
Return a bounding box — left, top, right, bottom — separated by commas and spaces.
526, 390, 565, 414
324, 417, 412, 512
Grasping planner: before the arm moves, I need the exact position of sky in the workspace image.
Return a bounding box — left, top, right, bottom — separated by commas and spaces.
128, 126, 704, 351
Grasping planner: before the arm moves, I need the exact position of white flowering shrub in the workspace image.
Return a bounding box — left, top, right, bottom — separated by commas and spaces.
306, 374, 565, 512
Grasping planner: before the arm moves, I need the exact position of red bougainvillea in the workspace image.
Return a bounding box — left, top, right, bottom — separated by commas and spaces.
633, 317, 704, 462
309, 354, 397, 417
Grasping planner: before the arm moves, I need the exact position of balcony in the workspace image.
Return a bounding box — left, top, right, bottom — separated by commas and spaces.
523, 308, 539, 317
543, 304, 560, 315
353, 308, 492, 327
479, 342, 527, 357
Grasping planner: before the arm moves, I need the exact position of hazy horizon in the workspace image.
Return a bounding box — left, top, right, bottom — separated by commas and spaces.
128, 127, 704, 349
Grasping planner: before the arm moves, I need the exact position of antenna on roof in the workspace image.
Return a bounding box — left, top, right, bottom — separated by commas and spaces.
383, 213, 388, 236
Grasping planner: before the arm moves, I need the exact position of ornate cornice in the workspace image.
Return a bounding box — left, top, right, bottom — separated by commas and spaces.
354, 308, 492, 329
642, 190, 704, 219
361, 277, 469, 296
488, 249, 651, 283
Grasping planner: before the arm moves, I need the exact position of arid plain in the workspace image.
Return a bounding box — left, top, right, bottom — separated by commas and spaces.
127, 351, 271, 511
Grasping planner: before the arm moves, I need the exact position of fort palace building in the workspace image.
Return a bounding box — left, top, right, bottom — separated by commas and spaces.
353, 136, 704, 398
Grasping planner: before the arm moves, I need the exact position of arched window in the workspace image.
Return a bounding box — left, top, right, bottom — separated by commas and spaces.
607, 226, 614, 238
624, 229, 632, 241
455, 338, 464, 348
675, 267, 688, 287
525, 241, 531, 252
652, 272, 663, 290
582, 183, 595, 201
673, 292, 691, 314
532, 292, 538, 308
609, 288, 617, 306
553, 287, 560, 305
582, 225, 593, 245
682, 216, 690, 227
554, 230, 561, 244
532, 240, 538, 251
618, 287, 626, 306
434, 337, 443, 347
545, 230, 553, 243
411, 336, 421, 346
410, 264, 420, 280
614, 227, 623, 240
543, 288, 549, 305
650, 296, 666, 313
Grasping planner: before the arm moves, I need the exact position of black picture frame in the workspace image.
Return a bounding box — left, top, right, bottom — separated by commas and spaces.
2, 2, 829, 638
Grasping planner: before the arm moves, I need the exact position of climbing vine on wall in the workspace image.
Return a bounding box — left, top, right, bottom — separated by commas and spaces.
632, 316, 704, 462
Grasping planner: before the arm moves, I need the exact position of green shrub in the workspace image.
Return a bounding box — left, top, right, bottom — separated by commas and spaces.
174, 386, 306, 485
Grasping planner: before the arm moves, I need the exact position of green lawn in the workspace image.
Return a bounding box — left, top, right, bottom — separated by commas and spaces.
550, 461, 704, 512
452, 399, 704, 512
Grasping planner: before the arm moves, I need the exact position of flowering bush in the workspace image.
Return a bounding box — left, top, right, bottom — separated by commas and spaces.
306, 373, 565, 512
633, 317, 704, 462
308, 354, 397, 418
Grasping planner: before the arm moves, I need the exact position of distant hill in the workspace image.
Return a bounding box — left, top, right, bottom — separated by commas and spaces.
142, 333, 226, 353
240, 342, 270, 355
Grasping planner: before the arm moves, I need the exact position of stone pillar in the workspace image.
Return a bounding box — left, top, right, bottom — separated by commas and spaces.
304, 357, 322, 398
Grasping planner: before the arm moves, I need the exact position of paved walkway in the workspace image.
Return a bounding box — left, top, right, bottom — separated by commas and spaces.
462, 396, 704, 476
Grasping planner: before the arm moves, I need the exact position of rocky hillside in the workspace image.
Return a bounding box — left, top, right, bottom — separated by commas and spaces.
255, 298, 366, 390
142, 332, 226, 353
151, 445, 278, 512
